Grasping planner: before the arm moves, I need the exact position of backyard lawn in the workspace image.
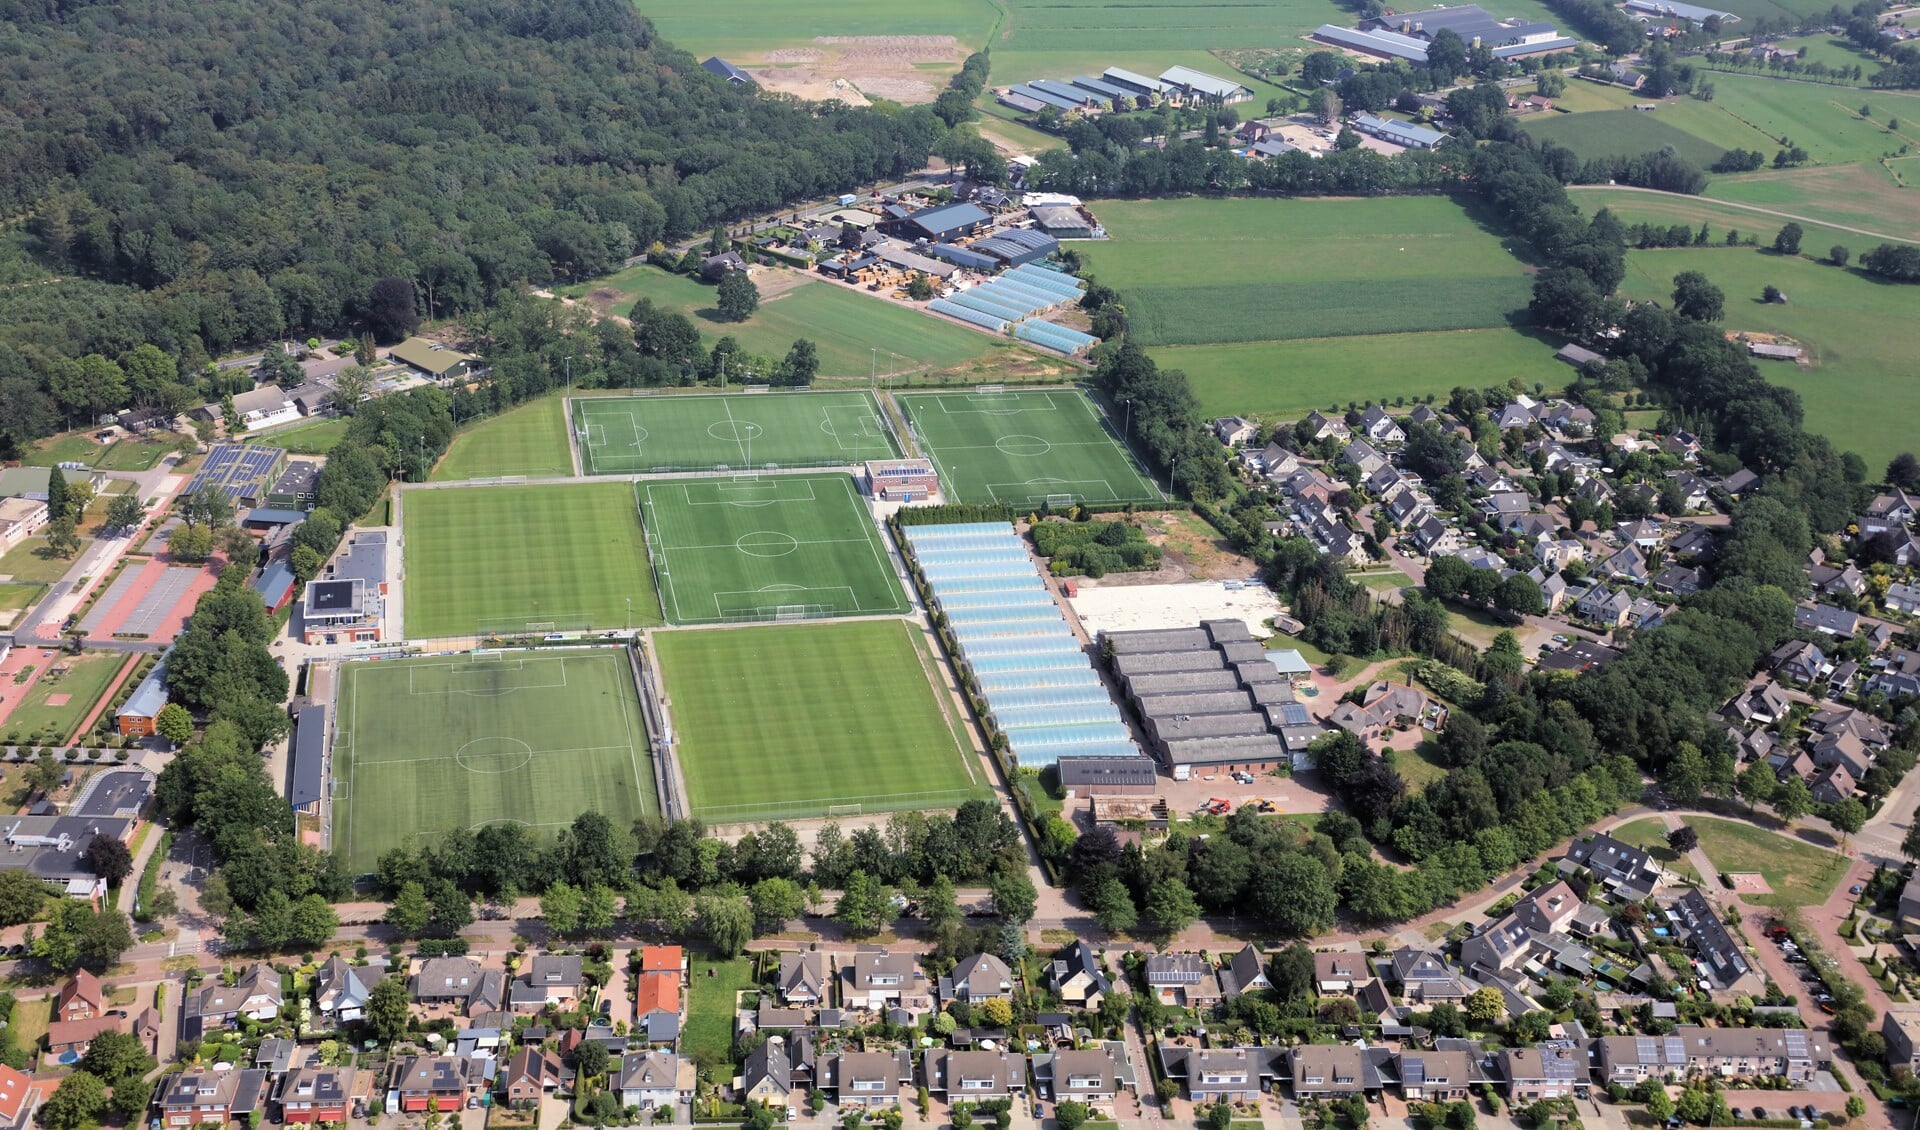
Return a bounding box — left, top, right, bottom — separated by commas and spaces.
682, 953, 759, 1066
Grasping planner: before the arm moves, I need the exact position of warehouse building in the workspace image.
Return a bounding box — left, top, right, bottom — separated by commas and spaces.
1622, 0, 1738, 23
972, 229, 1060, 267
1030, 206, 1095, 239
1363, 5, 1578, 58
1352, 113, 1448, 149
1102, 621, 1292, 776
1157, 66, 1254, 104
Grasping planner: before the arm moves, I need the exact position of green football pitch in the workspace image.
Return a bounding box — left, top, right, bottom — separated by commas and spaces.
332, 649, 655, 873
655, 620, 986, 823
896, 388, 1161, 507
573, 392, 901, 474
402, 483, 663, 638
639, 473, 905, 624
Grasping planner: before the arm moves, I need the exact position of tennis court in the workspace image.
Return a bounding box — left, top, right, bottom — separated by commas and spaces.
896, 388, 1161, 507
639, 473, 906, 625
332, 649, 655, 873
573, 391, 901, 474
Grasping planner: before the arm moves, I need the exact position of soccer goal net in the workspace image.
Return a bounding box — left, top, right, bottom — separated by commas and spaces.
1045, 493, 1076, 508
826, 802, 862, 817
974, 383, 1006, 394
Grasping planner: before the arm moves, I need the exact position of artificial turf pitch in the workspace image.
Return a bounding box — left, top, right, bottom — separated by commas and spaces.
573, 391, 901, 475
896, 388, 1161, 507
332, 649, 655, 873
639, 473, 905, 624
402, 483, 662, 638
655, 620, 985, 822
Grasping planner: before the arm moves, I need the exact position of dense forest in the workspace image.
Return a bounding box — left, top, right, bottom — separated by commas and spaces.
0, 0, 955, 449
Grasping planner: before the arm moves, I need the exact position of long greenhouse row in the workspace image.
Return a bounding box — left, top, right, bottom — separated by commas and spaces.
924, 263, 1100, 356
901, 522, 1147, 768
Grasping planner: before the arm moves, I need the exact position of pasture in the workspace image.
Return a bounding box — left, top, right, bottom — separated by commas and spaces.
1616, 245, 1920, 472
1566, 185, 1908, 254
639, 473, 906, 625
563, 266, 1016, 380
574, 391, 899, 475
1158, 329, 1564, 420
1522, 109, 1731, 167
896, 388, 1161, 507
1074, 197, 1535, 347
332, 650, 655, 874
1704, 164, 1920, 244
432, 396, 573, 481
401, 483, 662, 638
655, 620, 985, 823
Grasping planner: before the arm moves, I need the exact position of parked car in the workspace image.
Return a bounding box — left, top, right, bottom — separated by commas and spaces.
1850, 883, 1864, 894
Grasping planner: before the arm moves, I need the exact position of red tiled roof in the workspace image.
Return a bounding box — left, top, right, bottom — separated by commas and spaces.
635, 971, 679, 1017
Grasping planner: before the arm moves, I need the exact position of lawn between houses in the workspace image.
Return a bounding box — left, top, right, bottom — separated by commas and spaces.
1610, 815, 1844, 909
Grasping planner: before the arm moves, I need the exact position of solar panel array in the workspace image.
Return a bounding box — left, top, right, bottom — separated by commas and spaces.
902, 522, 1143, 767
184, 442, 284, 503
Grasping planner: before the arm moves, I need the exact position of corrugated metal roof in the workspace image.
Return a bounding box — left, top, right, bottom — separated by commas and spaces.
290, 704, 327, 808
118, 653, 170, 722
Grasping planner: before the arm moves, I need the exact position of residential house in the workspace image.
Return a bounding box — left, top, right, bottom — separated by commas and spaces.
1808, 705, 1890, 748
1811, 562, 1867, 599
1314, 951, 1368, 995
831, 1050, 906, 1106
1482, 492, 1533, 521
1341, 439, 1387, 477
48, 1016, 120, 1060
1212, 418, 1257, 447
1494, 403, 1537, 431
1887, 582, 1920, 615
922, 1049, 1025, 1101
1290, 1045, 1371, 1098
1722, 683, 1792, 726
943, 953, 1013, 1004
1534, 538, 1585, 571
314, 953, 384, 1025
1144, 953, 1222, 1008
1039, 1045, 1129, 1104
1595, 544, 1650, 585
1327, 680, 1443, 742
1669, 525, 1718, 560
1573, 586, 1633, 628
778, 953, 827, 1006
511, 954, 585, 1012
634, 971, 681, 1037
1796, 603, 1861, 638
1219, 944, 1271, 999
410, 956, 498, 1018
616, 1051, 683, 1110
1352, 406, 1405, 445
160, 1071, 252, 1128
1562, 833, 1665, 901
0, 1065, 37, 1130
1397, 1051, 1474, 1101
1390, 947, 1470, 1003
1257, 442, 1301, 479
641, 946, 685, 976
55, 971, 103, 1024
1300, 411, 1349, 442
499, 1050, 563, 1108
1810, 763, 1857, 804
1862, 488, 1920, 535
186, 964, 285, 1037
1616, 520, 1664, 550
1771, 639, 1828, 685
1671, 889, 1750, 986
1500, 1046, 1583, 1101
1882, 1010, 1920, 1075
278, 1066, 355, 1124
1811, 729, 1873, 780
392, 1056, 478, 1113
1158, 1046, 1284, 1102
1655, 565, 1705, 596
844, 951, 922, 1011
741, 1037, 796, 1108
1048, 941, 1111, 1007
1666, 1027, 1827, 1082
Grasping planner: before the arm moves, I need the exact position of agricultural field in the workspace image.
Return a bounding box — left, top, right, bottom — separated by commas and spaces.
1076, 197, 1536, 347
897, 388, 1161, 507
431, 395, 574, 482
655, 620, 986, 823
1566, 185, 1908, 255
1152, 328, 1565, 420
332, 650, 655, 874
562, 266, 1020, 380
401, 483, 662, 638
575, 391, 898, 475
639, 473, 907, 624
1616, 245, 1920, 472
1522, 109, 1732, 167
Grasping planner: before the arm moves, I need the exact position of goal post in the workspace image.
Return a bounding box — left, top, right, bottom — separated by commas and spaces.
974, 383, 1006, 394
1045, 493, 1076, 508
826, 803, 862, 817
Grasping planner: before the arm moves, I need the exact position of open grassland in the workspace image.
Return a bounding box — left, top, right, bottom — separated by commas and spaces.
1077, 197, 1534, 347
431, 396, 573, 481
1523, 110, 1733, 167
4, 651, 124, 742
897, 388, 1160, 506
333, 650, 654, 874
1617, 246, 1920, 472
1765, 33, 1883, 73
1567, 185, 1912, 253
656, 620, 986, 822
562, 266, 1015, 379
1704, 164, 1920, 243
640, 473, 906, 624
1154, 328, 1564, 420
1708, 75, 1920, 167
1690, 815, 1845, 909
402, 483, 662, 638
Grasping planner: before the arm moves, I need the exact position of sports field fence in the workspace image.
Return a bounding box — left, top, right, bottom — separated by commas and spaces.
695, 787, 990, 824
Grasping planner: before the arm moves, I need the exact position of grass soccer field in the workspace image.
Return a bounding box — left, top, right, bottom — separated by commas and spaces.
574, 392, 900, 475
402, 483, 662, 638
655, 620, 985, 822
1073, 197, 1535, 347
432, 395, 573, 481
332, 650, 654, 873
896, 388, 1161, 507
560, 266, 1019, 379
640, 473, 904, 624
1617, 245, 1920, 472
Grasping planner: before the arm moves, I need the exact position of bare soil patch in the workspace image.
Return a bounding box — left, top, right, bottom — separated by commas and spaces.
749, 35, 962, 105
